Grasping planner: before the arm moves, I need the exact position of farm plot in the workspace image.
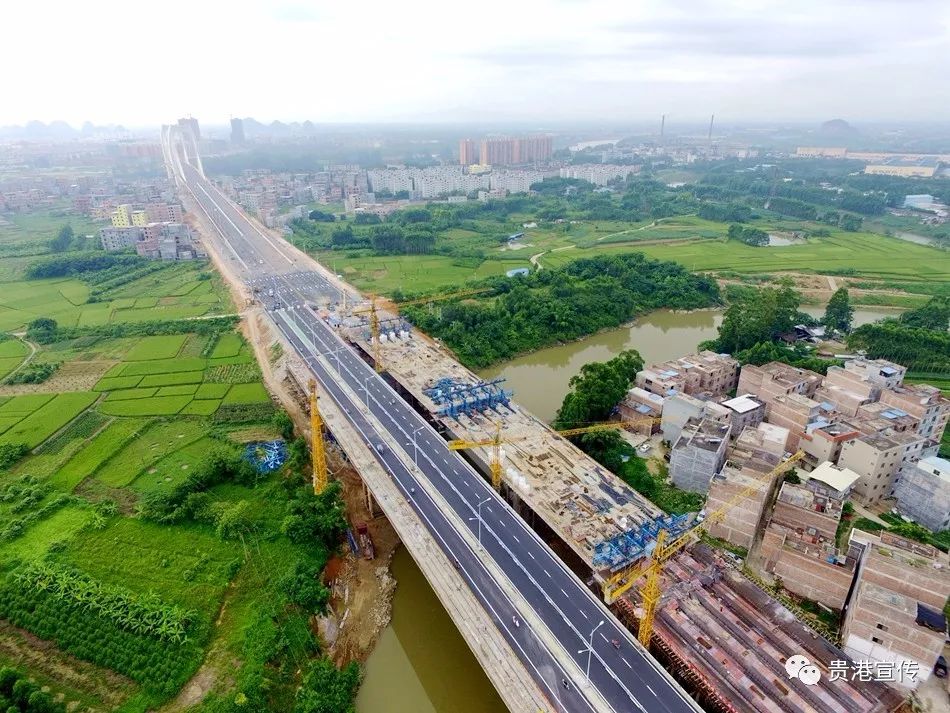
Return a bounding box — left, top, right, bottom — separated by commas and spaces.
131, 437, 217, 496
0, 505, 93, 565
209, 333, 243, 359
49, 418, 150, 491
94, 420, 207, 488
0, 340, 29, 381
0, 392, 97, 448
222, 383, 270, 404
123, 335, 187, 361
99, 395, 192, 417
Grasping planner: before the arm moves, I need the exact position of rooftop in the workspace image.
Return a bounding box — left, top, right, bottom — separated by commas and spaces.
721, 394, 762, 415
807, 461, 861, 493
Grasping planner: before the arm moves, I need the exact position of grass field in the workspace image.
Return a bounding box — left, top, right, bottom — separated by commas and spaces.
93, 420, 207, 488
0, 263, 233, 332
48, 417, 150, 491
309, 217, 950, 296
0, 207, 102, 246
0, 392, 97, 447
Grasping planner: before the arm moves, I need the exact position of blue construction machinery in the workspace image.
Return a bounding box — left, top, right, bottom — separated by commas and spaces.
593, 513, 695, 572
423, 377, 513, 419
243, 440, 288, 474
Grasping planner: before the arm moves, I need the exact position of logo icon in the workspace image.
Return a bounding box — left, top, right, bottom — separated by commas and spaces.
785, 654, 821, 685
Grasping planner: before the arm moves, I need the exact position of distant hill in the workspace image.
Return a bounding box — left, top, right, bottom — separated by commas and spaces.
0, 121, 128, 140
819, 119, 858, 137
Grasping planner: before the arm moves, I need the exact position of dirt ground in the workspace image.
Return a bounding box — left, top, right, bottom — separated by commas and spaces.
319, 458, 400, 667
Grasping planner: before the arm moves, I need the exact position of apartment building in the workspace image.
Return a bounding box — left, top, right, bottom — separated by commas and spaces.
111, 203, 133, 227
618, 387, 664, 423
766, 393, 826, 450
100, 226, 144, 251
880, 383, 950, 441
893, 456, 950, 532
800, 421, 862, 469
636, 351, 739, 398
843, 529, 950, 688
458, 139, 478, 165
706, 424, 789, 550
720, 394, 765, 433
558, 164, 641, 186
838, 430, 938, 505
736, 361, 823, 401
660, 393, 730, 445
756, 462, 862, 610
669, 418, 731, 493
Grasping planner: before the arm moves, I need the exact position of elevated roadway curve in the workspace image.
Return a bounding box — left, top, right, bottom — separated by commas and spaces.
166, 131, 701, 713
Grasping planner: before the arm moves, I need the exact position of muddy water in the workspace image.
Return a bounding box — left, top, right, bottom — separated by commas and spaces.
356, 547, 506, 713
479, 307, 903, 422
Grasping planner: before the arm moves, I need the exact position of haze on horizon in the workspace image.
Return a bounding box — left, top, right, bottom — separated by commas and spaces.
5, 0, 950, 128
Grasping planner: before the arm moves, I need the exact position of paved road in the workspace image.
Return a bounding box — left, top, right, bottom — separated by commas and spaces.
168, 136, 700, 713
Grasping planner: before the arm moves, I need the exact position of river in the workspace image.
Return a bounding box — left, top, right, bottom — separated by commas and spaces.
356, 547, 506, 713
479, 306, 903, 422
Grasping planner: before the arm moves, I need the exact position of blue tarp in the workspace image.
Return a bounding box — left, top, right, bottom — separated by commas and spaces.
243, 440, 287, 473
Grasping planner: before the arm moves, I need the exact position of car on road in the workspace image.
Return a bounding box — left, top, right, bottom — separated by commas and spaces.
638, 443, 651, 454
374, 442, 386, 454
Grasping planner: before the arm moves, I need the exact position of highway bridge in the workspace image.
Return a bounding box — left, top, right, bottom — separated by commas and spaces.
162, 125, 702, 713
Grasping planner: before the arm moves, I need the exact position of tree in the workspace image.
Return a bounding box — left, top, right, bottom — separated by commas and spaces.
554, 350, 643, 429
0, 443, 28, 470
49, 225, 74, 253
282, 482, 347, 550
281, 562, 331, 613
726, 224, 769, 246
714, 285, 801, 353
838, 214, 863, 231
823, 287, 854, 334
273, 410, 295, 440
900, 296, 950, 332
25, 318, 58, 343
293, 658, 360, 713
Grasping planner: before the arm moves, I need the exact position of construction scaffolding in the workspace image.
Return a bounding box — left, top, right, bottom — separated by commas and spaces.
593, 514, 694, 572
423, 377, 514, 419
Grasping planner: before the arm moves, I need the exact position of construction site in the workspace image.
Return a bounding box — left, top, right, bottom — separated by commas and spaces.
301, 292, 950, 713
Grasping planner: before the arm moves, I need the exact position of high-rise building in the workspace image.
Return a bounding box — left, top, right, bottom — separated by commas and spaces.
177, 116, 200, 141
230, 118, 245, 145
458, 139, 477, 165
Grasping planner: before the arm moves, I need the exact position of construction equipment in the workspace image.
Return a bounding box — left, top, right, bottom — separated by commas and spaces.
448, 422, 506, 490
308, 379, 329, 494
602, 450, 806, 647
356, 521, 375, 560
351, 288, 491, 373
447, 417, 660, 491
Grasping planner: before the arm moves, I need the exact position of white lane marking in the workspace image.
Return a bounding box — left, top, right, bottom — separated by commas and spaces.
622, 657, 632, 669
527, 551, 535, 560
579, 609, 588, 619
646, 685, 656, 697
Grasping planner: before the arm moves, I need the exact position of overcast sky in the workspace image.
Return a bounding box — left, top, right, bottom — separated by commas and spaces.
4, 0, 949, 127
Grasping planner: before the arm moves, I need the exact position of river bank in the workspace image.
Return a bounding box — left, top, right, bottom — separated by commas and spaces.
479, 305, 903, 422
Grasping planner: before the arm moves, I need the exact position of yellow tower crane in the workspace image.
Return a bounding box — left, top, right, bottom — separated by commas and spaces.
603, 450, 805, 647
308, 379, 329, 494
350, 288, 491, 373
446, 417, 661, 491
